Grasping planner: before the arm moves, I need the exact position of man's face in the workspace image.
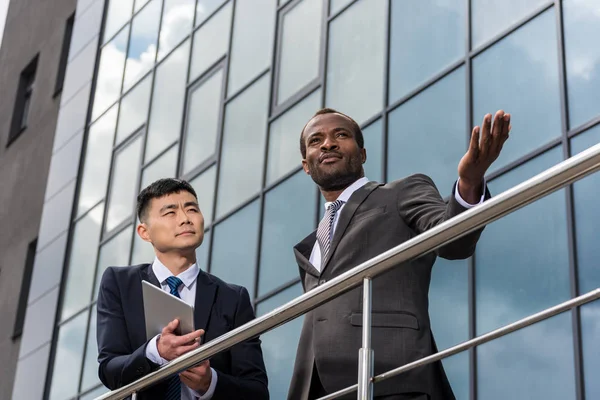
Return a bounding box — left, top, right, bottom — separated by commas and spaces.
138, 191, 204, 254
301, 113, 366, 191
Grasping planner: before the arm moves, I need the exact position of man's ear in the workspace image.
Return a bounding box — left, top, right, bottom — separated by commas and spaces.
302, 159, 311, 175
361, 148, 367, 164
137, 223, 152, 243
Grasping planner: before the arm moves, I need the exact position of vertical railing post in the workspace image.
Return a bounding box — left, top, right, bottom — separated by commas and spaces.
357, 278, 374, 399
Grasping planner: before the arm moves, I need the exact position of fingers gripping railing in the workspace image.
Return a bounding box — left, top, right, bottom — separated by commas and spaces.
96, 142, 600, 400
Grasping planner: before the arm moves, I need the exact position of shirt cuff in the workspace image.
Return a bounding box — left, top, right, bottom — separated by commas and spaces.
189, 368, 218, 400
145, 334, 168, 366
454, 178, 486, 208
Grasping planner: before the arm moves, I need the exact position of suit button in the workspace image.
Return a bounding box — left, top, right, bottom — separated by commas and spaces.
319, 279, 327, 285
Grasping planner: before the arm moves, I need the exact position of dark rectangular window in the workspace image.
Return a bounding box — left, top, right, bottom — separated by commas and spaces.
54, 13, 75, 97
7, 55, 39, 147
12, 239, 38, 340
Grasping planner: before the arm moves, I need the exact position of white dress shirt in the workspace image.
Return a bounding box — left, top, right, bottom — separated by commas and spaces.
145, 257, 217, 399
309, 177, 486, 271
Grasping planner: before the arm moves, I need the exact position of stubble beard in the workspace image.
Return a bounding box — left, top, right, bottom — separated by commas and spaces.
309, 154, 364, 191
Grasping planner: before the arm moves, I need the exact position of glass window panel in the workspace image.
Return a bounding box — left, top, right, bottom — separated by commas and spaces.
267, 89, 321, 185
256, 283, 304, 400
471, 0, 549, 48
196, 0, 227, 26
131, 230, 156, 265
388, 68, 466, 191
141, 144, 179, 190
122, 0, 161, 91
429, 258, 469, 400
80, 385, 109, 400
216, 74, 270, 218
158, 0, 195, 60
326, 0, 386, 125
103, 0, 134, 43
61, 203, 104, 321
93, 26, 129, 120
571, 125, 600, 400
182, 69, 224, 175
472, 9, 561, 172
189, 165, 217, 227
77, 106, 118, 217
106, 135, 144, 232
93, 225, 134, 299
362, 119, 383, 183
276, 0, 323, 105
259, 171, 316, 296
329, 0, 352, 16
146, 39, 190, 161
190, 1, 232, 81
49, 311, 88, 400
116, 73, 152, 145
564, 0, 600, 128
389, 0, 465, 102
478, 313, 576, 399
195, 229, 211, 271
134, 0, 151, 12
476, 147, 568, 334
80, 306, 99, 391
227, 0, 276, 95
210, 200, 260, 298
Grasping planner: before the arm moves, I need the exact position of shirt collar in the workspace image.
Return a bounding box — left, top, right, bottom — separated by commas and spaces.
324, 177, 370, 210
152, 257, 199, 289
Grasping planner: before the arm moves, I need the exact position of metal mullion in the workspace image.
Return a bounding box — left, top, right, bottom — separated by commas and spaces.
187, 54, 227, 89
142, 139, 179, 169
73, 198, 105, 223
269, 83, 321, 123
179, 157, 217, 183
112, 19, 134, 148
568, 116, 600, 139
76, 304, 94, 395
211, 194, 261, 228
381, 0, 391, 184
99, 219, 133, 247
270, 0, 289, 113
554, 1, 584, 398
192, 0, 231, 33
264, 165, 304, 194
224, 67, 270, 105
254, 277, 302, 305
327, 0, 360, 22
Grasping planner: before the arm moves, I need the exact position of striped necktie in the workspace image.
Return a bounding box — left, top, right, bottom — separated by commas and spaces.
164, 276, 183, 400
316, 199, 345, 263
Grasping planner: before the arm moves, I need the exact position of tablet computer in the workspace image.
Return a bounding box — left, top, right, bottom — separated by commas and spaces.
142, 280, 195, 341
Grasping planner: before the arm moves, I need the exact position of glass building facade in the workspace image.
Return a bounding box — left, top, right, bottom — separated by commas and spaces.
42, 0, 600, 399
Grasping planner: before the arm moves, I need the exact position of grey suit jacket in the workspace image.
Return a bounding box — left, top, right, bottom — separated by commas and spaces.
287, 174, 491, 400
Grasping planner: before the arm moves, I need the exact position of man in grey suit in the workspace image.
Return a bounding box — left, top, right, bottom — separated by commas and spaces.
288, 108, 511, 400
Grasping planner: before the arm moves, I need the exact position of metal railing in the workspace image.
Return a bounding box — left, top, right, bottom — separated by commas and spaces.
96, 141, 600, 400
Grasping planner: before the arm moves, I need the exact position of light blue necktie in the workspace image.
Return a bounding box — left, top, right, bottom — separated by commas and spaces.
164, 276, 184, 400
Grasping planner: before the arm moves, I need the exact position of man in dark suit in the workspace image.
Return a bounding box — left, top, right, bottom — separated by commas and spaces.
97, 178, 269, 400
288, 108, 511, 400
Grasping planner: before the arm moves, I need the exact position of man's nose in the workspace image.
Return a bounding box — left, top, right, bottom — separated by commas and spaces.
321, 135, 339, 150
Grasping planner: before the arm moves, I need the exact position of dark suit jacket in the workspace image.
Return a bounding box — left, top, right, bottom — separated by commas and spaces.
97, 263, 269, 400
288, 174, 491, 400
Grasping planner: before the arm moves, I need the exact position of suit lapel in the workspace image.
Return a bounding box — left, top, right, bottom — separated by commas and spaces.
142, 264, 160, 287
194, 270, 217, 334
294, 231, 320, 278
321, 181, 381, 272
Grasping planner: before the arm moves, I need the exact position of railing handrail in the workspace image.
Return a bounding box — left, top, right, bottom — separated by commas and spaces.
96, 141, 600, 400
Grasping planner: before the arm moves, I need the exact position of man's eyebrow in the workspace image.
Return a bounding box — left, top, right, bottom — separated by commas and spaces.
184, 201, 199, 208
159, 204, 177, 213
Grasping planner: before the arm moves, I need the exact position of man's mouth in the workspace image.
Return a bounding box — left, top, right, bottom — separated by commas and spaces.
177, 231, 196, 236
319, 153, 342, 164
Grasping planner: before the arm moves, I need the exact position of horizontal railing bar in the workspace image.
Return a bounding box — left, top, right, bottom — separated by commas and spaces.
96, 142, 600, 400
317, 288, 600, 400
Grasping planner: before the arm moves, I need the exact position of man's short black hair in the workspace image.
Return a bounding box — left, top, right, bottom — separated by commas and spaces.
136, 178, 197, 223
299, 108, 364, 159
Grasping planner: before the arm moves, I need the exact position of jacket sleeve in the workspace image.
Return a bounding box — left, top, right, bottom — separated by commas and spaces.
396, 174, 491, 260
97, 267, 159, 389
212, 287, 269, 400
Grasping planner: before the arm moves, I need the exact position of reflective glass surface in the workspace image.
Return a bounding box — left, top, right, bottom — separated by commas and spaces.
93, 26, 130, 120
93, 225, 134, 299
77, 106, 118, 217
362, 119, 383, 183
471, 0, 549, 48
182, 69, 224, 175
210, 200, 260, 298
472, 9, 561, 172
388, 68, 466, 191
277, 0, 323, 104
80, 306, 99, 391
256, 283, 304, 400
267, 89, 321, 185
227, 0, 276, 95
146, 39, 190, 161
217, 74, 270, 218
196, 0, 228, 27
122, 0, 161, 91
189, 1, 232, 82
564, 0, 600, 128
158, 0, 195, 60
116, 73, 152, 145
60, 203, 104, 321
259, 171, 316, 296
105, 135, 144, 232
389, 0, 465, 102
49, 311, 89, 400
189, 165, 217, 227
326, 0, 386, 124
141, 144, 179, 189
103, 0, 134, 43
